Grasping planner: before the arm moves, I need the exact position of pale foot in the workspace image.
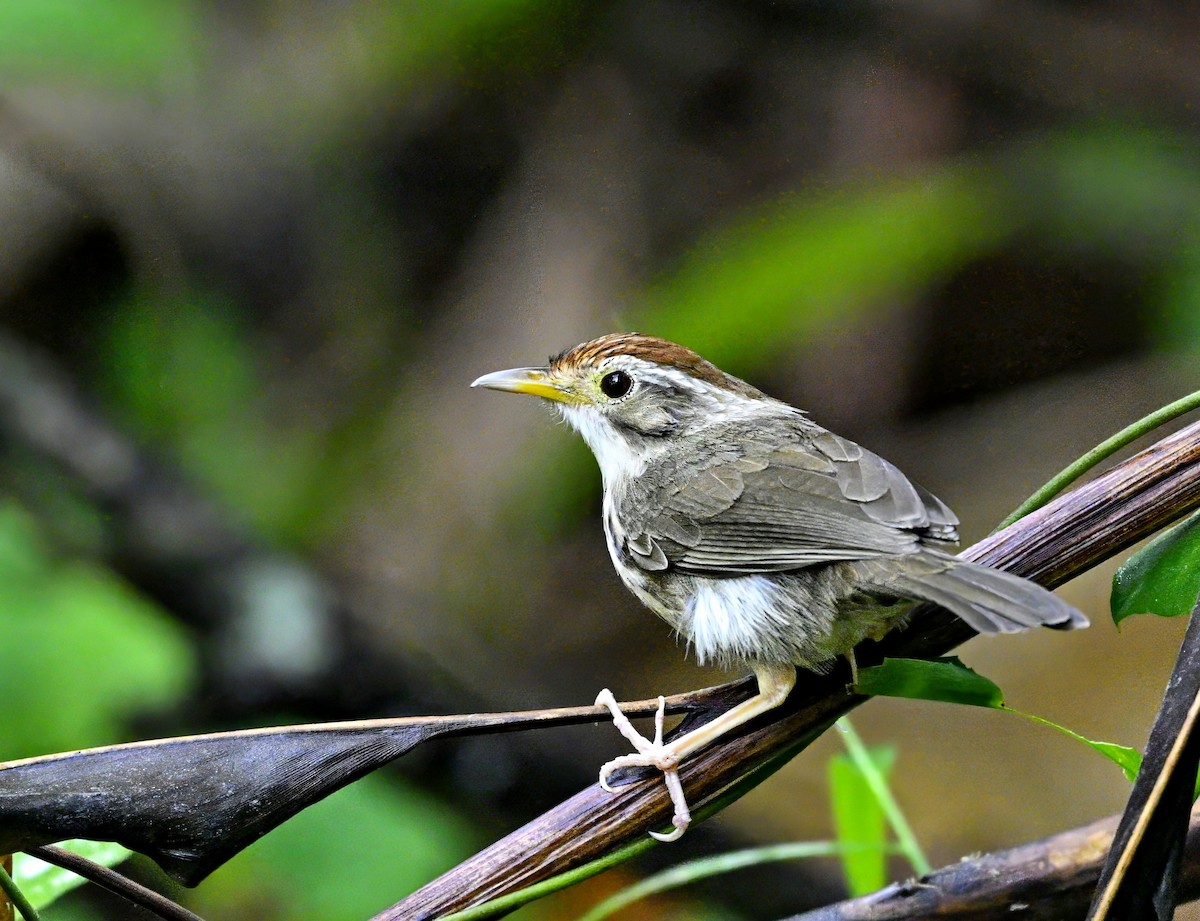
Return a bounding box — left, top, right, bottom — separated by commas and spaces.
594, 689, 692, 841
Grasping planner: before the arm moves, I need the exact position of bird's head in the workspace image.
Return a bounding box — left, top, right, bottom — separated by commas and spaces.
472, 333, 776, 482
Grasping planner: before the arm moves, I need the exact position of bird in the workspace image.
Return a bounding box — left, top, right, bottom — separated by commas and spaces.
472, 332, 1087, 840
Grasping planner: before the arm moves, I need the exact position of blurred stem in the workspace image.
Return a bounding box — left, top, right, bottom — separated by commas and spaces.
576, 840, 900, 921
0, 865, 37, 921
836, 718, 931, 877
997, 389, 1200, 530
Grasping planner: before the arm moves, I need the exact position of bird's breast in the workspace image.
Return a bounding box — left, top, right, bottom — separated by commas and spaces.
601, 492, 679, 622
685, 575, 796, 666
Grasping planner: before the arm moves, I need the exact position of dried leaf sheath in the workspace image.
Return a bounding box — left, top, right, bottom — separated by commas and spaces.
0, 693, 740, 886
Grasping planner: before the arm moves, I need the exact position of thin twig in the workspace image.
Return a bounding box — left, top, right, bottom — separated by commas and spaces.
376, 419, 1200, 920
25, 847, 206, 921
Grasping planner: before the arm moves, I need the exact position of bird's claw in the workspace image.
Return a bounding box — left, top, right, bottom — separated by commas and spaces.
649, 770, 690, 841
594, 689, 692, 840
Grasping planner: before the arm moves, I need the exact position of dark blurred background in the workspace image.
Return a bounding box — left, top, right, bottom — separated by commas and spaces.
2, 2, 1200, 919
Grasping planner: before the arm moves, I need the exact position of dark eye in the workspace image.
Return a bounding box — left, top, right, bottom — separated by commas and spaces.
600, 370, 633, 399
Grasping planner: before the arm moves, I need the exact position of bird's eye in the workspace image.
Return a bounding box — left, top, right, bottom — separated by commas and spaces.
600, 370, 633, 399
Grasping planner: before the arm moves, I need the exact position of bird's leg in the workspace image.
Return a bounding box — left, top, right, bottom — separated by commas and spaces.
647, 662, 797, 764
846, 649, 859, 687
595, 663, 797, 840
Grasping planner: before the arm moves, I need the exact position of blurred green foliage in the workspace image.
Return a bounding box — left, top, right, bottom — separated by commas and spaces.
0, 491, 477, 919
193, 773, 478, 921
0, 501, 194, 758
101, 295, 329, 541
828, 746, 894, 896
0, 0, 201, 90
0, 0, 562, 96
647, 126, 1200, 372
644, 168, 1016, 366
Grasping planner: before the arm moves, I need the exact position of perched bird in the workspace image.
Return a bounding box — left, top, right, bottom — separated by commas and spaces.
473, 333, 1087, 839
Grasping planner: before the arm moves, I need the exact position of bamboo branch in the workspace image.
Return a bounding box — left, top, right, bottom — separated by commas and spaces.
377, 418, 1200, 920
782, 811, 1200, 921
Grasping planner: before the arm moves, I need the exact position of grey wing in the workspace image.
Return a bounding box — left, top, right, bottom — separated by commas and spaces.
624, 429, 959, 575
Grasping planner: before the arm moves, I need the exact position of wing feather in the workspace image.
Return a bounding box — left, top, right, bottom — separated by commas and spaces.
621, 424, 959, 575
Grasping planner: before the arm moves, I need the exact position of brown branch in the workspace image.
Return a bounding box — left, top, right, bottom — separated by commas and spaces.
26, 846, 208, 921
378, 418, 1200, 920
782, 811, 1200, 921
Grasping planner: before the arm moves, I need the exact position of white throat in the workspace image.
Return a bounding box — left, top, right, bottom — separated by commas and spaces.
557, 405, 648, 485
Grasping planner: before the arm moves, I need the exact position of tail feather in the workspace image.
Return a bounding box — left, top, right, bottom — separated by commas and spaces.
865, 552, 1088, 635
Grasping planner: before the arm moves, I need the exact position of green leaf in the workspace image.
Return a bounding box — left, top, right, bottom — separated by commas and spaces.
1088, 742, 1143, 784
853, 657, 1004, 708
13, 841, 132, 910
1010, 709, 1142, 783
1111, 509, 1200, 623
854, 652, 1132, 786
829, 746, 896, 896
855, 657, 1140, 784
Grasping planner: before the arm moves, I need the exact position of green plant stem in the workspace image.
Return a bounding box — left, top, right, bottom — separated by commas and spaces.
997, 389, 1200, 530
0, 863, 40, 921
577, 840, 899, 921
439, 721, 835, 921
835, 718, 931, 876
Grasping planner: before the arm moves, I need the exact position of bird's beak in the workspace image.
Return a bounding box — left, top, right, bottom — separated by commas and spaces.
471, 367, 576, 404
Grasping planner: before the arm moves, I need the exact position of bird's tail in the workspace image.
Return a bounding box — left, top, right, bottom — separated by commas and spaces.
860, 551, 1088, 635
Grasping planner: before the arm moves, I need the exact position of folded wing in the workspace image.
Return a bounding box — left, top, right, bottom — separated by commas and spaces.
624, 429, 959, 575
